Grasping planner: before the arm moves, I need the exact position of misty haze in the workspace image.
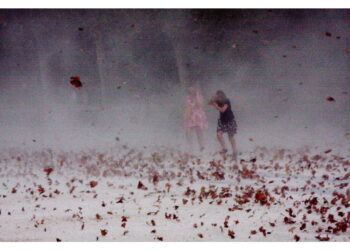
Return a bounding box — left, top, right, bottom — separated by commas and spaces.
0, 9, 349, 242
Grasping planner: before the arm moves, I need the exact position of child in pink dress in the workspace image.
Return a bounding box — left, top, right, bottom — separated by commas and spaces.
184, 86, 208, 151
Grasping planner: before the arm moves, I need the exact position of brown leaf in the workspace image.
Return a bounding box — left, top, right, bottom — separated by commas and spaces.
44, 168, 54, 176
70, 76, 83, 88
100, 229, 108, 236
137, 181, 148, 190
284, 217, 295, 224
315, 235, 330, 241
116, 197, 124, 203
228, 230, 235, 239
90, 181, 98, 188
294, 235, 300, 242
259, 226, 267, 237
151, 220, 156, 226
38, 185, 45, 194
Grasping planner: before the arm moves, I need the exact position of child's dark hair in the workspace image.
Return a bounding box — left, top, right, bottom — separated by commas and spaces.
216, 90, 228, 102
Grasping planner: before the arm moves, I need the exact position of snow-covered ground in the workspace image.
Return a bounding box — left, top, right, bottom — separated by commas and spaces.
0, 145, 349, 242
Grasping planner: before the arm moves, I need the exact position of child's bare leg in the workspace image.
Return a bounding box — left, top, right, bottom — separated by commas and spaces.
228, 135, 237, 159
195, 127, 204, 151
186, 128, 193, 151
217, 132, 226, 152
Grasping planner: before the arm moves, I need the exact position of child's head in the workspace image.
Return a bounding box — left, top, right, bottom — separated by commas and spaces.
215, 90, 227, 102
187, 85, 200, 97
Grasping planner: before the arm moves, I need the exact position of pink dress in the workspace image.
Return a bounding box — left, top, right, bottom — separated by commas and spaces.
184, 93, 209, 130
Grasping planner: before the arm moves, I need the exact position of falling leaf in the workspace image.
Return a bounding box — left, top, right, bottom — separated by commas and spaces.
70, 76, 83, 88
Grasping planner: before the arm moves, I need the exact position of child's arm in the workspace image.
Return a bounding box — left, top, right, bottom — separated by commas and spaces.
195, 96, 203, 107
208, 96, 216, 105
212, 102, 228, 112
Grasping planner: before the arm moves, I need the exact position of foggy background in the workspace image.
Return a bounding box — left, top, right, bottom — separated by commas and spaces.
0, 9, 349, 153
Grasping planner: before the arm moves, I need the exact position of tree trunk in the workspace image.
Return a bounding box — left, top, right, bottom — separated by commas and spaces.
160, 10, 191, 89
171, 39, 190, 88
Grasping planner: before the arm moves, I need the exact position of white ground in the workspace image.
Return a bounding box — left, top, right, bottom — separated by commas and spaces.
0, 145, 349, 242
